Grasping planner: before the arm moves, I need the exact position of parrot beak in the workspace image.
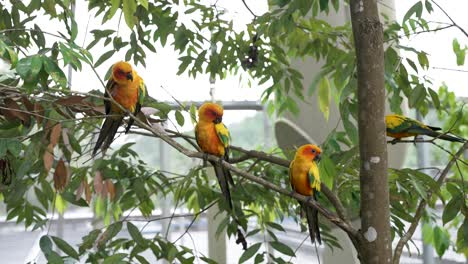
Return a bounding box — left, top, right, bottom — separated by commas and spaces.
126, 72, 133, 81
214, 116, 222, 124
314, 154, 321, 162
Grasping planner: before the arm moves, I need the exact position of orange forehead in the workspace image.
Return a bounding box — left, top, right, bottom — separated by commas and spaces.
198, 102, 223, 116
299, 144, 321, 155
113, 61, 132, 73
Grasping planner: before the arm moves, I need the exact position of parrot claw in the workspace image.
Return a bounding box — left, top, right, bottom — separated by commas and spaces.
390, 138, 399, 145
289, 190, 296, 196
306, 196, 313, 204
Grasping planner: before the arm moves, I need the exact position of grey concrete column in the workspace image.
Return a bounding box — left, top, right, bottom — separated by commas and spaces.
207, 168, 227, 263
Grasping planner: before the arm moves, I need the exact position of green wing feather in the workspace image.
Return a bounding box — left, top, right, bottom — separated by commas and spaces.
138, 80, 146, 106
308, 162, 321, 192
124, 79, 146, 134
215, 123, 230, 148
104, 78, 116, 115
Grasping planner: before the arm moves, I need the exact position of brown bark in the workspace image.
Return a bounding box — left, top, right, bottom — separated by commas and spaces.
350, 0, 392, 263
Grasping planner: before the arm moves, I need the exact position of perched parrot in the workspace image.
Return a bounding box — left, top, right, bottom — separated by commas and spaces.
195, 102, 234, 209
289, 144, 322, 245
92, 61, 146, 156
386, 114, 465, 144
195, 102, 247, 250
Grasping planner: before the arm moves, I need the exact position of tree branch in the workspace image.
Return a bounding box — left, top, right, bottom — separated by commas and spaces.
240, 0, 258, 18
431, 0, 468, 38
392, 141, 468, 264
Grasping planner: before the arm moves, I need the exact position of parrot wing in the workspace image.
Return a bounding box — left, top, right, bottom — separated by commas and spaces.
104, 78, 116, 115
92, 78, 119, 156
125, 78, 146, 134
387, 115, 432, 134
308, 162, 321, 192
215, 122, 234, 185
215, 122, 230, 148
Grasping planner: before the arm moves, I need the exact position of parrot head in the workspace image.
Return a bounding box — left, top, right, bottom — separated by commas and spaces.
296, 144, 322, 162
198, 102, 224, 124
112, 61, 134, 84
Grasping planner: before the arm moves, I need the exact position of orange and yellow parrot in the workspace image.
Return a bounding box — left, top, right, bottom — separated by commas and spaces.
195, 102, 247, 249
92, 61, 146, 156
289, 144, 322, 244
195, 102, 234, 209
386, 114, 465, 144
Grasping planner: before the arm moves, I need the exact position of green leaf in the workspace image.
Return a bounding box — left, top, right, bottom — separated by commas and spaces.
403, 1, 423, 22
46, 251, 64, 264
35, 187, 49, 210
452, 39, 466, 66
122, 0, 137, 28
427, 88, 440, 109
39, 235, 53, 255
433, 226, 450, 257
270, 241, 295, 257
30, 55, 43, 77
409, 85, 426, 108
175, 110, 185, 126
51, 236, 79, 260
94, 50, 114, 68
43, 57, 67, 88
318, 77, 331, 121
254, 252, 265, 263
406, 58, 418, 73
127, 222, 147, 247
266, 222, 285, 232
238, 243, 261, 264
189, 103, 197, 124
100, 221, 123, 246
79, 229, 101, 254
138, 0, 148, 9
103, 253, 127, 264
16, 57, 33, 79
442, 197, 462, 225
424, 0, 433, 13
422, 223, 433, 244
107, 0, 121, 20
318, 155, 335, 189
417, 52, 429, 69
7, 139, 22, 156
55, 193, 66, 214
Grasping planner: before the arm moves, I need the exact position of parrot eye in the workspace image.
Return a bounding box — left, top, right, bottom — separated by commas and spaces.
311, 149, 316, 153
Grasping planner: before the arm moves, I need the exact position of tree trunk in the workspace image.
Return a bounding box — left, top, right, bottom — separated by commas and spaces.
349, 1, 392, 263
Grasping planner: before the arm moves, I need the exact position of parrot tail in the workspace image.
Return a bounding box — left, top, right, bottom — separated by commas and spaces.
210, 160, 233, 209
93, 116, 123, 156
210, 159, 247, 250
424, 129, 465, 143
302, 193, 321, 245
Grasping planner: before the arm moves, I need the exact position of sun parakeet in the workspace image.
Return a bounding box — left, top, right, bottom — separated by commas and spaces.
386, 114, 464, 143
289, 144, 322, 245
195, 102, 234, 208
92, 61, 146, 156
195, 102, 247, 250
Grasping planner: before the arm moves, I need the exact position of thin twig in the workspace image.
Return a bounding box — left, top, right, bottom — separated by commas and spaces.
431, 0, 468, 38
392, 142, 468, 263
240, 0, 258, 18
